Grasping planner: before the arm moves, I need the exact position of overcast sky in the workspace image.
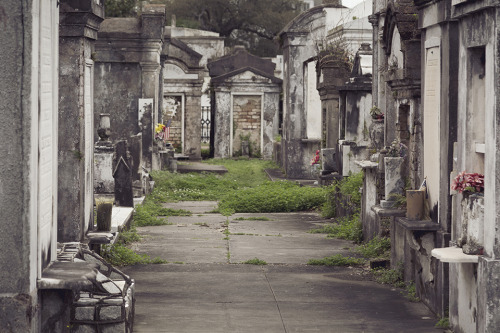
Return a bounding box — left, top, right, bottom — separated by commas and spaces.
342, 0, 366, 8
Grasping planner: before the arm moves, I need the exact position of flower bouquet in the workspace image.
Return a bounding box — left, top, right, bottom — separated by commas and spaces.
451, 171, 484, 194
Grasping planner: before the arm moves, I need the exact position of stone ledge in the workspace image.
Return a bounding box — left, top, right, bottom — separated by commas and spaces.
356, 160, 378, 169
88, 206, 134, 247
395, 217, 441, 231
431, 246, 479, 263
371, 205, 406, 217
38, 261, 98, 290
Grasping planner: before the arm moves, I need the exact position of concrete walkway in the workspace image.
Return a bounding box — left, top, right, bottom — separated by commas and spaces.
122, 202, 441, 333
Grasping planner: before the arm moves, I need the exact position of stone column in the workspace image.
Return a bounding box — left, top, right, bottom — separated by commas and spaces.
141, 4, 165, 170
185, 87, 203, 160
58, 0, 104, 242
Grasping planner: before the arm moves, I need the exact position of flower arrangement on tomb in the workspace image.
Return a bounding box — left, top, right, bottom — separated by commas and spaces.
451, 171, 484, 194
155, 123, 167, 143
311, 150, 321, 165
370, 106, 384, 120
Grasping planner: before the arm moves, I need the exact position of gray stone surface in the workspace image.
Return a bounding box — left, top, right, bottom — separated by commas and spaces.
123, 208, 438, 332
75, 306, 95, 321
176, 162, 228, 174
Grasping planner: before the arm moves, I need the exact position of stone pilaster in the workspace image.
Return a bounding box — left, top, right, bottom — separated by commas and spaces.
58, 0, 104, 242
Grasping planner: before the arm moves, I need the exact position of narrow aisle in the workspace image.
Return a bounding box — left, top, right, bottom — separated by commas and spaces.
122, 209, 439, 333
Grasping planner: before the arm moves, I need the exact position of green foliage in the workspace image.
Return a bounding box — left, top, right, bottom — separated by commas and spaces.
337, 171, 364, 206
234, 217, 272, 221
309, 214, 362, 243
105, 0, 137, 17
217, 181, 326, 213
201, 148, 211, 159
355, 236, 391, 259
156, 0, 303, 57
157, 208, 192, 216
321, 171, 364, 218
308, 254, 364, 267
242, 258, 268, 265
404, 282, 420, 302
321, 185, 337, 218
133, 199, 173, 227
435, 316, 450, 329
102, 244, 168, 266
371, 263, 405, 288
102, 223, 167, 266
118, 226, 141, 244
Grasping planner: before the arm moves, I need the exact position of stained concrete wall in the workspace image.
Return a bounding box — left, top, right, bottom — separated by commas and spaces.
0, 0, 59, 331
94, 63, 142, 142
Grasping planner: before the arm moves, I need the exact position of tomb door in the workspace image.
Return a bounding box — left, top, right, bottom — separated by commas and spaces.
231, 94, 263, 157
163, 95, 185, 153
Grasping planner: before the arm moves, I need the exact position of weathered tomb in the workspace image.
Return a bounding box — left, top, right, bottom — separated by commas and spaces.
94, 4, 166, 171
425, 1, 500, 332
162, 25, 225, 159
279, 3, 369, 178
337, 43, 373, 176
208, 48, 282, 159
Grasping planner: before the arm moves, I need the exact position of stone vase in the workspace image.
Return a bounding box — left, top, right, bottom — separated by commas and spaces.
406, 189, 425, 220
321, 148, 336, 172
460, 193, 484, 255
369, 119, 384, 150
381, 157, 404, 208
96, 201, 113, 231
97, 113, 111, 142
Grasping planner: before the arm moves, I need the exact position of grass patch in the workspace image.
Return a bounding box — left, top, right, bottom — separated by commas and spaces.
217, 181, 326, 214
309, 214, 362, 243
355, 236, 390, 259
372, 267, 405, 288
307, 254, 364, 267
234, 216, 272, 221
149, 160, 325, 216
101, 223, 167, 266
157, 208, 192, 216
435, 316, 450, 329
242, 258, 267, 265
321, 171, 363, 218
102, 243, 168, 266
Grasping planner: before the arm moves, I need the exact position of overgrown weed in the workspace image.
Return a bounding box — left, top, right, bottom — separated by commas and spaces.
307, 254, 364, 267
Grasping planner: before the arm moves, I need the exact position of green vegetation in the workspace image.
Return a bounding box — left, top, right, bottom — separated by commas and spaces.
321, 171, 363, 218
371, 263, 419, 301
308, 254, 364, 267
146, 159, 325, 216
217, 181, 326, 215
234, 216, 272, 221
355, 236, 391, 259
372, 266, 405, 288
101, 224, 167, 266
242, 258, 268, 265
404, 282, 420, 302
309, 214, 362, 243
435, 314, 450, 329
